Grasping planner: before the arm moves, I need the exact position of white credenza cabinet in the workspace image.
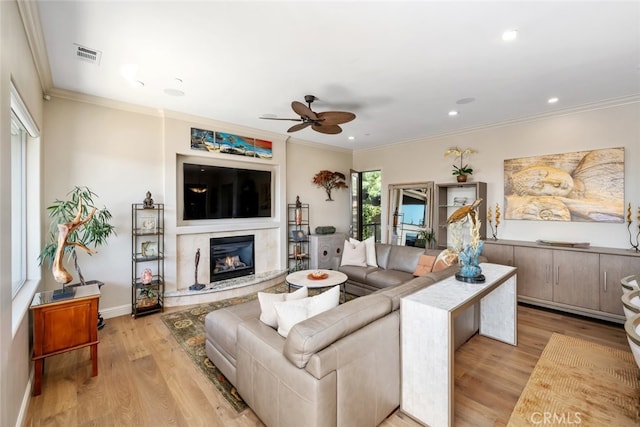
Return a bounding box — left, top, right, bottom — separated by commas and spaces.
308, 233, 346, 270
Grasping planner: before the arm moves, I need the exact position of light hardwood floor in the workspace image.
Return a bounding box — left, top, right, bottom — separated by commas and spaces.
24, 303, 629, 426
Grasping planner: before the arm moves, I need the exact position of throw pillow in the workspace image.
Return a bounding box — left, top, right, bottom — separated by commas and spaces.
340, 239, 367, 267
273, 285, 341, 337
349, 236, 378, 267
433, 249, 459, 272
258, 286, 308, 328
413, 254, 436, 276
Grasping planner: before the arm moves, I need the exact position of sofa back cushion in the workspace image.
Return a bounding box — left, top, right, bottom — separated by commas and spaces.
387, 245, 425, 273
283, 294, 392, 368
374, 243, 392, 269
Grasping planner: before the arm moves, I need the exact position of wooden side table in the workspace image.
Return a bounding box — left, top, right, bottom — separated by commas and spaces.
30, 283, 101, 396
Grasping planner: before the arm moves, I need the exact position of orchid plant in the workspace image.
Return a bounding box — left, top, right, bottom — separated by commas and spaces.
444, 147, 475, 176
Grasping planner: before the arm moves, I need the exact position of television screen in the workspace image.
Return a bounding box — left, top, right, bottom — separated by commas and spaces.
183, 163, 272, 220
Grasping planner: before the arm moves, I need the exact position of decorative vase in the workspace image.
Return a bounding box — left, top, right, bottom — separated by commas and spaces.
141, 268, 153, 284
456, 175, 468, 183
295, 207, 302, 225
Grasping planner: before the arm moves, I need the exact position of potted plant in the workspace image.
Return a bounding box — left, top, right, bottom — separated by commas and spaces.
136, 287, 158, 308
415, 228, 437, 249
445, 148, 475, 182
38, 186, 116, 289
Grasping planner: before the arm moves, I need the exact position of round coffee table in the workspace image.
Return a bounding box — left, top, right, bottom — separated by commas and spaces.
286, 269, 348, 302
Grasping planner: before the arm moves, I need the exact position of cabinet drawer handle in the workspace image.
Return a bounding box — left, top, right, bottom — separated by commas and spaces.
555, 266, 560, 285
604, 271, 607, 292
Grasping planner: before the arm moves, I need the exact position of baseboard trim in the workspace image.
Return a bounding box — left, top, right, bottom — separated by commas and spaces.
101, 304, 132, 319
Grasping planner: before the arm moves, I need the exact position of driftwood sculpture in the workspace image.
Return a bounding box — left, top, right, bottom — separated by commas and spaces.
52, 198, 97, 284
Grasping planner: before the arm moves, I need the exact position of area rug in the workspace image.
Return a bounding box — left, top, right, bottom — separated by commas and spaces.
508, 333, 640, 426
160, 283, 288, 412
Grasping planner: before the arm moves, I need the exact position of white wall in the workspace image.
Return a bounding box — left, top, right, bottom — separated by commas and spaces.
43, 95, 164, 315
286, 140, 352, 235
1, 1, 45, 426
354, 101, 640, 249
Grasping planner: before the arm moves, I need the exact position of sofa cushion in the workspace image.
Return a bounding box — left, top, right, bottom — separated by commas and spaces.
273, 285, 341, 337
386, 245, 425, 273
258, 286, 308, 328
379, 272, 450, 310
340, 239, 367, 267
413, 254, 436, 276
364, 269, 414, 289
338, 264, 379, 283
204, 298, 261, 366
374, 243, 392, 269
284, 293, 393, 368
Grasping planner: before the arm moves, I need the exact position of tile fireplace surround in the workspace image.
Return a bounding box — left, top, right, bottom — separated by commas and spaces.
166, 227, 284, 306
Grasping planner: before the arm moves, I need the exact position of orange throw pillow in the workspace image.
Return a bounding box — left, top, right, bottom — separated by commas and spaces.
413, 255, 436, 276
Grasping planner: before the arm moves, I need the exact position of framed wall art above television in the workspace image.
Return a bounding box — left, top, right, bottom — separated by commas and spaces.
190, 127, 273, 160
504, 147, 624, 222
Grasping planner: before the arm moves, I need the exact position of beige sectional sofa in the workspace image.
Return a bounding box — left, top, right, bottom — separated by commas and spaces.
338, 243, 443, 296
205, 243, 480, 427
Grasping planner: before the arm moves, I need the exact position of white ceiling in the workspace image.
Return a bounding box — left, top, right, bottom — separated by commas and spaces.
35, 1, 640, 150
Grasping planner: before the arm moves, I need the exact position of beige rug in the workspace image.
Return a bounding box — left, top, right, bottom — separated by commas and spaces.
509, 333, 640, 426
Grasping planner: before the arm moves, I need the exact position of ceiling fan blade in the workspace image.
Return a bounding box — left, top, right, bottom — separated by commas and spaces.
311, 123, 342, 134
287, 122, 311, 133
317, 111, 356, 126
259, 117, 302, 122
291, 101, 318, 121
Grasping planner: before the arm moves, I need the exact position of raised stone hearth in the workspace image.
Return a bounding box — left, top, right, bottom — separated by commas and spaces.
165, 269, 286, 307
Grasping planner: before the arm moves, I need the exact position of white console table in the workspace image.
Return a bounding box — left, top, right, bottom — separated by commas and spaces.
400, 263, 517, 427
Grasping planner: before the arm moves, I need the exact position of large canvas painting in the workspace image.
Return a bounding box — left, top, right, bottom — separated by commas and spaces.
504, 147, 624, 222
190, 128, 273, 159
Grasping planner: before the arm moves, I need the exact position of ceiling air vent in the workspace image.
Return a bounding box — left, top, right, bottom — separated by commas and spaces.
74, 44, 102, 65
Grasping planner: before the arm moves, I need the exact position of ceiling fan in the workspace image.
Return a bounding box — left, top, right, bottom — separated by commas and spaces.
260, 95, 356, 135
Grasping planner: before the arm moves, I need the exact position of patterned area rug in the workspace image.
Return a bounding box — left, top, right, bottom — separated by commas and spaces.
508, 333, 640, 426
160, 283, 288, 412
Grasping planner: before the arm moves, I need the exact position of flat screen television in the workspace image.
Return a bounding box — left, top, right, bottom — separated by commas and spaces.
183, 162, 272, 220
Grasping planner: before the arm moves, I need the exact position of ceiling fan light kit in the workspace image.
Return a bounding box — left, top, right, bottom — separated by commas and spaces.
261, 95, 355, 135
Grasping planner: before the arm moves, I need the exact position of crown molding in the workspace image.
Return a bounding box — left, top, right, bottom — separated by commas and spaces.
356, 94, 640, 154
17, 0, 53, 92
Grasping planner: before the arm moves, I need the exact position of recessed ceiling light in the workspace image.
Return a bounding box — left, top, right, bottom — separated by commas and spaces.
133, 80, 144, 88
502, 29, 518, 41
348, 136, 355, 140
548, 97, 559, 104
448, 110, 459, 116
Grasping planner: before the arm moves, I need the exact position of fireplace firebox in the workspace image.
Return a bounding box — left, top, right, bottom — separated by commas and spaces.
210, 235, 255, 283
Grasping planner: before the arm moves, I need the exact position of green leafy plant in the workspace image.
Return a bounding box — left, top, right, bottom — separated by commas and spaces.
38, 186, 116, 285
416, 228, 437, 248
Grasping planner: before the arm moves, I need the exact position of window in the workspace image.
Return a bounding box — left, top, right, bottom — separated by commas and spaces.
10, 82, 39, 307
11, 111, 27, 297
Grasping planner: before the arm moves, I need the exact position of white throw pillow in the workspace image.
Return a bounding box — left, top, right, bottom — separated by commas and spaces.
308, 284, 340, 316
258, 286, 308, 328
273, 285, 341, 337
273, 299, 309, 338
350, 237, 377, 267
340, 239, 367, 267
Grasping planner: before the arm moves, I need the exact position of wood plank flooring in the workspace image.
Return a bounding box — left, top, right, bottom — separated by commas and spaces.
24, 303, 630, 426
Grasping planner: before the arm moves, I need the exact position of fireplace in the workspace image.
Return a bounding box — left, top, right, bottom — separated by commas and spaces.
210, 235, 255, 282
